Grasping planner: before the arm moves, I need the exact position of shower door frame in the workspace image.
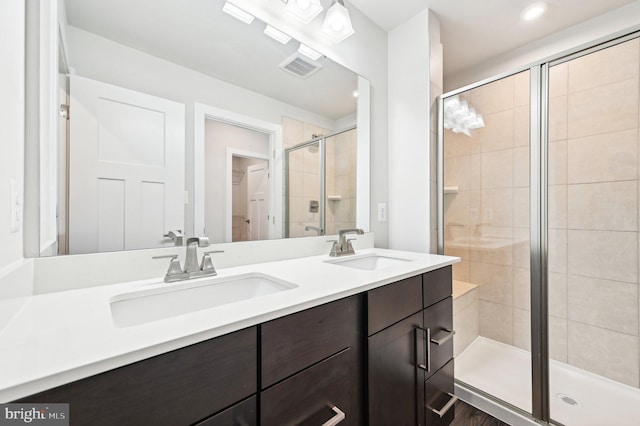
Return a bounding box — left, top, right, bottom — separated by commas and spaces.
437, 26, 640, 426
284, 126, 357, 238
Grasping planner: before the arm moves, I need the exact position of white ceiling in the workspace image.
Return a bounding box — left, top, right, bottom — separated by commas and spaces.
348, 0, 636, 76
65, 0, 358, 121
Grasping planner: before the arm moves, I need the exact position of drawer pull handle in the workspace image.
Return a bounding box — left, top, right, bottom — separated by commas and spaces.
430, 328, 455, 346
429, 393, 458, 418
414, 326, 430, 371
322, 405, 346, 426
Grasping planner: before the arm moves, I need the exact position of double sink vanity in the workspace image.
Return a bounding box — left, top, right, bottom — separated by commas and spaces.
1, 244, 458, 425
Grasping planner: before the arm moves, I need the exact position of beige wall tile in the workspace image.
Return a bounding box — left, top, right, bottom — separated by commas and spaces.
513, 147, 529, 188
468, 241, 513, 266
454, 284, 479, 314
513, 105, 530, 147
444, 189, 470, 230
548, 141, 568, 185
568, 321, 639, 387
513, 227, 530, 269
568, 181, 638, 231
513, 188, 529, 229
567, 78, 639, 139
476, 110, 514, 152
549, 63, 568, 98
445, 155, 470, 190
514, 70, 531, 107
470, 76, 514, 115
549, 272, 568, 319
548, 185, 567, 229
568, 38, 640, 93
550, 317, 568, 363
549, 229, 568, 274
513, 308, 531, 351
480, 188, 513, 227
548, 95, 568, 142
444, 129, 472, 159
471, 262, 513, 305
513, 267, 530, 310
480, 300, 513, 345
469, 154, 481, 190
453, 298, 480, 358
282, 116, 304, 148
567, 129, 638, 184
568, 275, 639, 335
568, 230, 638, 283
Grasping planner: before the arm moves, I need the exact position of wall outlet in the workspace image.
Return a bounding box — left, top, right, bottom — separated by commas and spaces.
10, 178, 22, 233
377, 203, 387, 222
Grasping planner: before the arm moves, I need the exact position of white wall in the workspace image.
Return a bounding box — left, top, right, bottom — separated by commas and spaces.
445, 1, 640, 91
66, 26, 338, 238
388, 10, 434, 252
204, 120, 269, 242
231, 0, 389, 248
0, 0, 25, 270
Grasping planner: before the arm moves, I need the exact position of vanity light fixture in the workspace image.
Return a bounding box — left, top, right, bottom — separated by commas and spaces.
285, 0, 324, 24
264, 25, 292, 44
298, 43, 322, 60
222, 2, 255, 24
321, 0, 355, 43
520, 2, 548, 21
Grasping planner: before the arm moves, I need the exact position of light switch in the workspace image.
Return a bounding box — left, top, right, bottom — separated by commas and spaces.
10, 178, 22, 233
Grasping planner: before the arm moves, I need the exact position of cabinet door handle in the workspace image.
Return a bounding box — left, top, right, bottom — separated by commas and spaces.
322, 405, 346, 426
414, 326, 430, 371
430, 328, 455, 346
429, 393, 458, 418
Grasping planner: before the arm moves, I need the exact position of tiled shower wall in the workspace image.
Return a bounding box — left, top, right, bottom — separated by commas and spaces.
444, 71, 531, 358
445, 37, 640, 388
547, 38, 640, 387
325, 130, 357, 236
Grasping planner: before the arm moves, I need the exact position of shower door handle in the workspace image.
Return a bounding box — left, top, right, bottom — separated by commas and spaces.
415, 326, 430, 372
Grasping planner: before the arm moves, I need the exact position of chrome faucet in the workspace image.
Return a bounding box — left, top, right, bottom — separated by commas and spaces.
153, 237, 224, 283
304, 225, 324, 236
164, 229, 184, 246
329, 228, 364, 257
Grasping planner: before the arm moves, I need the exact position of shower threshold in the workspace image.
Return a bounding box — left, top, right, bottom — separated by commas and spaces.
456, 337, 640, 426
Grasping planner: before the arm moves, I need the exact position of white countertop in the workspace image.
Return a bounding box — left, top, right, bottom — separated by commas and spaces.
0, 248, 458, 402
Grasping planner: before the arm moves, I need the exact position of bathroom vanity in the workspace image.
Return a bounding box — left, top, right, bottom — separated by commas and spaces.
3, 249, 457, 425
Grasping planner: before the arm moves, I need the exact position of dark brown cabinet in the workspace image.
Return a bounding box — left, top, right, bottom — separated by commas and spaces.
261, 294, 363, 426
19, 327, 257, 426
367, 266, 455, 426
195, 396, 257, 426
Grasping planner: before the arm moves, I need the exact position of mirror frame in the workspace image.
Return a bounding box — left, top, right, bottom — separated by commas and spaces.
24, 0, 370, 257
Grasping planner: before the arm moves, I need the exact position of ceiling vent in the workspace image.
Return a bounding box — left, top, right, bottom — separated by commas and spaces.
279, 53, 323, 79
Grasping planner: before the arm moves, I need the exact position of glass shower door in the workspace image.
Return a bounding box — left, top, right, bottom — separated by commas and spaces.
325, 128, 358, 236
285, 140, 323, 237
442, 70, 532, 415
547, 36, 640, 426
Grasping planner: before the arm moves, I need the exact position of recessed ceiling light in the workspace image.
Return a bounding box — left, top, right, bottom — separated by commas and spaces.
521, 2, 548, 21
298, 44, 322, 61
222, 2, 255, 24
264, 25, 292, 44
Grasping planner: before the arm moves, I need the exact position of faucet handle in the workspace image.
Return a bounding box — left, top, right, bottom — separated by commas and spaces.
200, 250, 224, 273
153, 255, 183, 277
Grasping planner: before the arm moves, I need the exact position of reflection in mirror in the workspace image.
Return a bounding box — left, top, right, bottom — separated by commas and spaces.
33, 0, 370, 256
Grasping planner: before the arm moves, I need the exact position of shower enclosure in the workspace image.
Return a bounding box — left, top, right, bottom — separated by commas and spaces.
285, 127, 357, 237
440, 31, 640, 426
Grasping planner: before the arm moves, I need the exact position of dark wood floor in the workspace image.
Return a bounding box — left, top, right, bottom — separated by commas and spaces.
451, 400, 511, 426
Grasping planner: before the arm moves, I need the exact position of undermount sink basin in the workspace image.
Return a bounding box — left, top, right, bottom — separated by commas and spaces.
110, 273, 297, 327
325, 254, 412, 271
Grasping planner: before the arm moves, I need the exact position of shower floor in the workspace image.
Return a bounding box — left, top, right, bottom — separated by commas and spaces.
456, 337, 640, 426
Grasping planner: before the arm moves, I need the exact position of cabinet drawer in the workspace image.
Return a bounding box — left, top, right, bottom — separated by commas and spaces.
261, 295, 361, 388
424, 359, 455, 426
261, 348, 356, 426
424, 297, 453, 379
195, 396, 256, 426
367, 274, 422, 335
423, 266, 452, 308
18, 327, 257, 426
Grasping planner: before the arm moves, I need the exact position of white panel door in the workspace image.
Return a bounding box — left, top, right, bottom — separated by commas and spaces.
247, 163, 269, 241
68, 75, 185, 254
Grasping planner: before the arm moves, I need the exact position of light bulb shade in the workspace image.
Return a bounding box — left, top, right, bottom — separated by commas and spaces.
321, 0, 354, 43
286, 0, 323, 24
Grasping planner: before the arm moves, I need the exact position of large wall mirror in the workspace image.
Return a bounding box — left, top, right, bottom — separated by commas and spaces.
30, 0, 370, 257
